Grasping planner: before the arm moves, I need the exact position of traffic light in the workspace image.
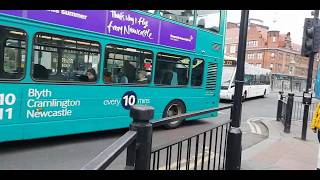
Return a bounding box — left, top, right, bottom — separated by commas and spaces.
301, 18, 314, 57
301, 18, 320, 57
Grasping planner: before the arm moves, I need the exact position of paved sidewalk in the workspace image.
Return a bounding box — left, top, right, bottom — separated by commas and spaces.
241, 118, 319, 170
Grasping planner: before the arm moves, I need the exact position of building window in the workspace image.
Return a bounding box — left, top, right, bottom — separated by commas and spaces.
289, 66, 294, 74
257, 52, 263, 60
279, 53, 283, 60
256, 63, 261, 68
160, 10, 195, 26
196, 10, 220, 33
271, 52, 275, 59
248, 53, 255, 59
272, 37, 276, 42
247, 40, 258, 47
230, 45, 236, 54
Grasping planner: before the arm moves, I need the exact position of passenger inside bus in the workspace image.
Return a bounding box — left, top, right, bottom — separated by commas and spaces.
86, 68, 97, 82
33, 64, 49, 80
79, 68, 97, 82
161, 70, 178, 85
104, 71, 112, 83
115, 68, 128, 83
136, 70, 148, 84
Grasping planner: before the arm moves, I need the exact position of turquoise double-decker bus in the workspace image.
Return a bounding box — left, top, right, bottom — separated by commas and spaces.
0, 10, 226, 143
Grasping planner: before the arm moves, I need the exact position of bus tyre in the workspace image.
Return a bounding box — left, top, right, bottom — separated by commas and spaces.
163, 100, 186, 129
242, 92, 247, 102
263, 90, 267, 97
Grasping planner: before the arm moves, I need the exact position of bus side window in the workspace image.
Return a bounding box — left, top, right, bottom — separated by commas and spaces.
32, 32, 100, 83
155, 53, 190, 86
0, 25, 26, 80
191, 59, 204, 86
104, 44, 153, 85
244, 75, 254, 85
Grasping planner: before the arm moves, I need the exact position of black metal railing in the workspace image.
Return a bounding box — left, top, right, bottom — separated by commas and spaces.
150, 119, 230, 170
276, 91, 294, 133
291, 97, 317, 122
81, 105, 233, 170
81, 131, 137, 170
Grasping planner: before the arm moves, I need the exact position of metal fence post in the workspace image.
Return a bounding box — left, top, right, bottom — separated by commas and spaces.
284, 93, 294, 133
276, 91, 284, 121
129, 105, 154, 170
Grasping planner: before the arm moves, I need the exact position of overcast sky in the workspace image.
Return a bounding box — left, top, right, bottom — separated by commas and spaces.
227, 10, 313, 45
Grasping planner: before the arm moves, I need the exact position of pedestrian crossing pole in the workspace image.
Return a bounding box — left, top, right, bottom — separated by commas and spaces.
301, 10, 319, 140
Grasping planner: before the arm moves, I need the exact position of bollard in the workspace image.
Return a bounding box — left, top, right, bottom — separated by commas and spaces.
276, 91, 284, 121
225, 126, 242, 170
129, 105, 154, 170
284, 93, 294, 133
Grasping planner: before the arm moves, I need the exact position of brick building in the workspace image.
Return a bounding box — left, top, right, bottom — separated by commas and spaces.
224, 19, 319, 92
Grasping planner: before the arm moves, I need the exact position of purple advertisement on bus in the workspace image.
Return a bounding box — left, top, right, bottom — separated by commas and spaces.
106, 10, 160, 44
0, 10, 197, 51
160, 21, 196, 51
27, 10, 107, 34
0, 10, 24, 17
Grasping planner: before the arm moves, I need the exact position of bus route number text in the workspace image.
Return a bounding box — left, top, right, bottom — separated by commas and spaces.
0, 93, 16, 120
122, 91, 137, 110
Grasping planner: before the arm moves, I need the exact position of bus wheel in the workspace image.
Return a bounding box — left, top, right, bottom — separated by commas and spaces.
263, 89, 267, 97
163, 100, 186, 129
242, 92, 247, 102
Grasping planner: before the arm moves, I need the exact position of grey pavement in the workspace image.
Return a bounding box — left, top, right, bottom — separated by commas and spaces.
241, 117, 319, 170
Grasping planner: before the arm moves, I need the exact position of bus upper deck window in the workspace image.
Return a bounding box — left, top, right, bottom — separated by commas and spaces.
196, 10, 220, 33
140, 10, 156, 14
0, 26, 27, 80
160, 10, 195, 26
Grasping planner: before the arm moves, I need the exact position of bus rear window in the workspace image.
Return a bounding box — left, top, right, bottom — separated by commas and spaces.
32, 33, 100, 83
0, 26, 26, 80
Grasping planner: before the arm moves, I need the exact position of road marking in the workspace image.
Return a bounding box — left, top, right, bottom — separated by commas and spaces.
218, 111, 227, 115
247, 120, 256, 134
156, 147, 223, 170
253, 122, 262, 134
246, 117, 262, 135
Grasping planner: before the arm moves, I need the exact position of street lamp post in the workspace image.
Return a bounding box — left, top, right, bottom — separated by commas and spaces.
225, 10, 249, 170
